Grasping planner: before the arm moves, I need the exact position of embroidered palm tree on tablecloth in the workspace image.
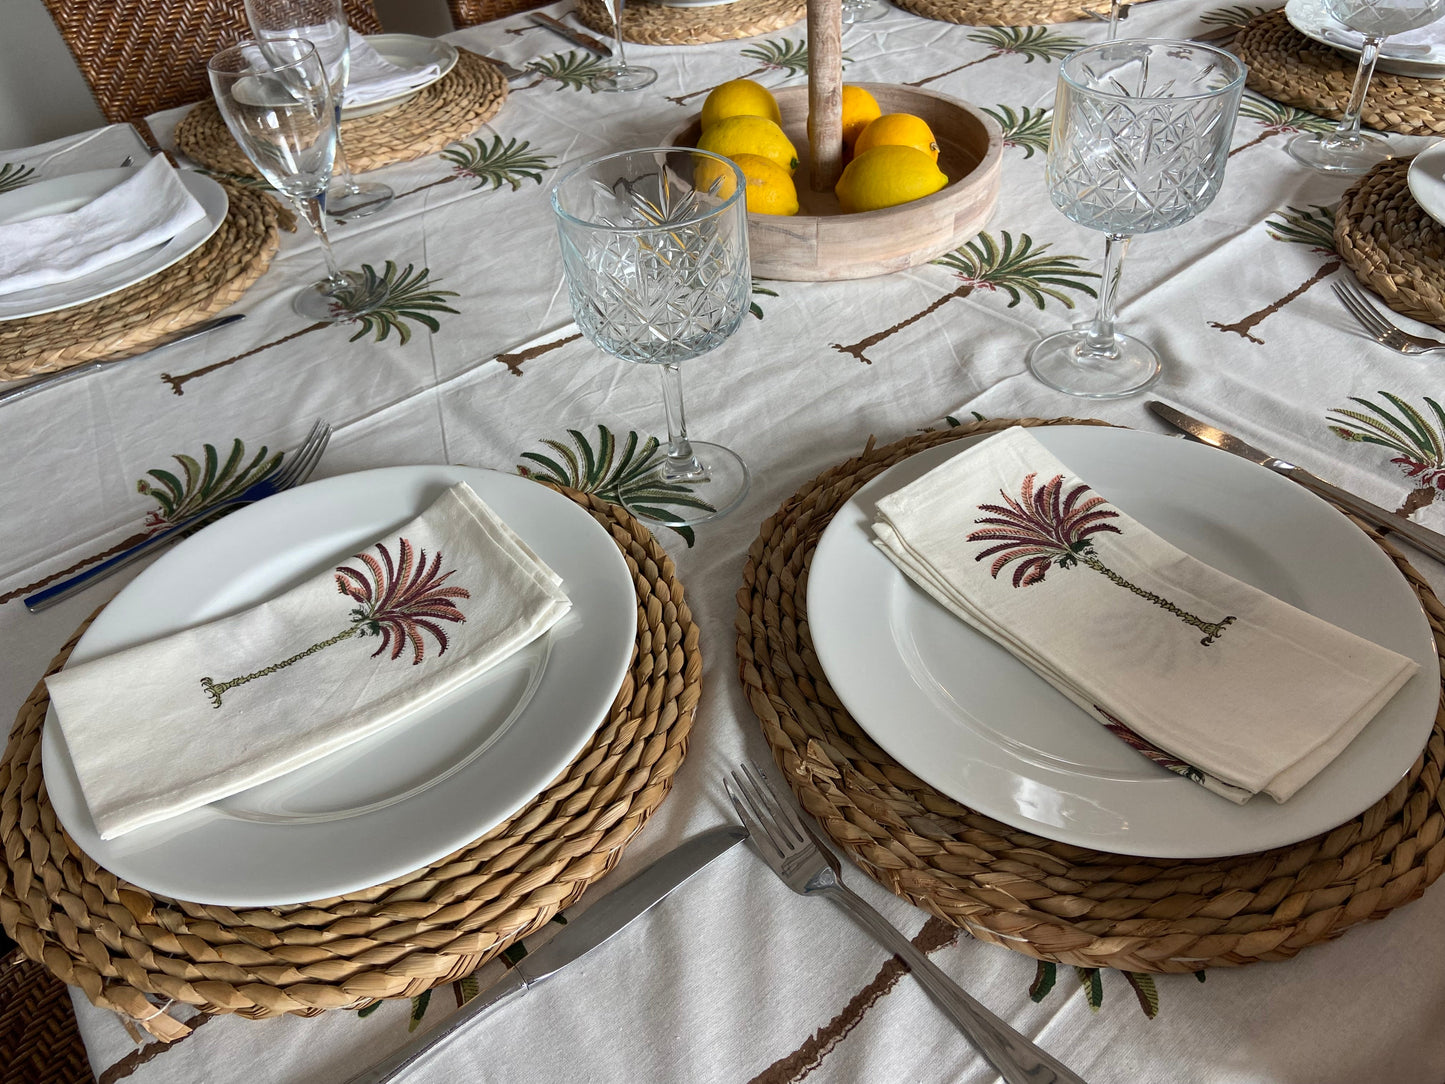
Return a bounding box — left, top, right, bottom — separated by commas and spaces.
334, 135, 553, 220
667, 38, 815, 106
200, 538, 469, 708
517, 50, 613, 92
1329, 392, 1445, 516
0, 162, 35, 193
981, 105, 1052, 158
1210, 205, 1339, 344
1231, 96, 1334, 158
906, 26, 1084, 91
968, 472, 1236, 645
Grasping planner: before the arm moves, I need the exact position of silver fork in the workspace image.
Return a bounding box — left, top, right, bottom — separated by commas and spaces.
724, 764, 1088, 1084
25, 420, 332, 612
1332, 278, 1445, 354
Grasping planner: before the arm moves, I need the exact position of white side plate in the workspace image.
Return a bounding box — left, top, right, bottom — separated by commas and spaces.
1409, 140, 1445, 226
807, 426, 1439, 858
42, 466, 636, 906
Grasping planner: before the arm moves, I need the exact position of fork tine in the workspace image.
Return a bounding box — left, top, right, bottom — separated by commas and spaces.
273, 420, 329, 488
724, 771, 786, 866
1332, 281, 1394, 340
291, 423, 331, 485
741, 761, 807, 849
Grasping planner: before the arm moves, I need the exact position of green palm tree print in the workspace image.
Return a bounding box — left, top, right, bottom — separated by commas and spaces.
516, 425, 715, 546
969, 472, 1235, 644
981, 105, 1052, 158
522, 50, 614, 92
1231, 96, 1333, 158
1210, 205, 1338, 344
0, 162, 35, 193
161, 262, 460, 394
201, 538, 469, 708
1200, 3, 1268, 28
1328, 392, 1445, 515
338, 136, 554, 218
1030, 961, 1177, 1019
907, 26, 1084, 90
833, 231, 1098, 363
667, 38, 815, 106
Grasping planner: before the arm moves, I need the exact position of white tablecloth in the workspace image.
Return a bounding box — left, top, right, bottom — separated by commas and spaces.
4, 2, 1445, 1082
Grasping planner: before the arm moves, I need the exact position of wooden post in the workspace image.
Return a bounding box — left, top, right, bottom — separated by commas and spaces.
807, 0, 843, 192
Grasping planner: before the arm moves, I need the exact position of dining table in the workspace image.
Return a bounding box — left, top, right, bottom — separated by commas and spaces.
4, 0, 1445, 1081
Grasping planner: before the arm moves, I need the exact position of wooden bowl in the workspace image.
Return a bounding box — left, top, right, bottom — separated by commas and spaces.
668, 83, 1003, 281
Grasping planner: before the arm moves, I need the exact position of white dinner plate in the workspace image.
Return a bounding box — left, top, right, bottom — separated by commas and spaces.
341, 34, 461, 120
42, 466, 636, 906
1285, 0, 1445, 78
0, 167, 227, 321
651, 0, 743, 9
1409, 140, 1445, 226
807, 426, 1440, 858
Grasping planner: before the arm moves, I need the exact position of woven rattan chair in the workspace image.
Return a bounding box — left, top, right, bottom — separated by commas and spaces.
446, 0, 552, 26
42, 0, 384, 132
0, 948, 91, 1084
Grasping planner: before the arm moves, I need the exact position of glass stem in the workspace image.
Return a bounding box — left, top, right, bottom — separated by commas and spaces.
1332, 35, 1382, 143
1082, 233, 1130, 358
658, 362, 705, 479
1107, 0, 1121, 39
331, 105, 359, 196
295, 195, 349, 287
609, 0, 633, 71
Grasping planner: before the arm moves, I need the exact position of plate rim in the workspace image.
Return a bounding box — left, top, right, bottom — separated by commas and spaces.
41, 465, 636, 906
1284, 0, 1445, 77
1408, 140, 1445, 227
805, 425, 1440, 858
341, 33, 461, 118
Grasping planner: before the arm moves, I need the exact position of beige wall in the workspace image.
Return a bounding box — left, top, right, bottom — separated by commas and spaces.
0, 0, 455, 150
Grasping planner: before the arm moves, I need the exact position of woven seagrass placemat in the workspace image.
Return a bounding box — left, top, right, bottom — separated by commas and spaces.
0, 948, 89, 1084
1235, 9, 1445, 137
1336, 154, 1445, 328
0, 182, 284, 383
0, 487, 698, 1041
575, 0, 804, 46
175, 50, 507, 177
736, 416, 1445, 973
890, 0, 1140, 24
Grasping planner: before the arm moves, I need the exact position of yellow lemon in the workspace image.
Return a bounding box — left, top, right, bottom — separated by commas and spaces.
700, 78, 782, 131
692, 154, 740, 199
697, 115, 800, 176
731, 153, 799, 216
854, 112, 941, 162
840, 85, 883, 150
834, 145, 949, 213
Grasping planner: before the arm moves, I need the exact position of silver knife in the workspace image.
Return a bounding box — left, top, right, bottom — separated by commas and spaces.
344, 825, 747, 1084
0, 313, 244, 407
1148, 400, 1445, 565
531, 13, 613, 57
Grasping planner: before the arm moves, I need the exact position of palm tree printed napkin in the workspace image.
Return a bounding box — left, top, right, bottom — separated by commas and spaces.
47, 483, 571, 840
870, 427, 1418, 804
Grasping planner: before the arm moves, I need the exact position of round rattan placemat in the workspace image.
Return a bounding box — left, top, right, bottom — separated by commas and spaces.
175, 50, 508, 177
1336, 154, 1445, 328
575, 0, 805, 46
889, 0, 1139, 25
0, 182, 284, 382
0, 487, 698, 1041
736, 416, 1445, 973
1235, 9, 1445, 137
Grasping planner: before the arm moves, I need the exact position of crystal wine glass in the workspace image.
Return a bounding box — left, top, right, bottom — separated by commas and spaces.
245, 0, 395, 216
551, 148, 751, 526
593, 0, 657, 92
208, 40, 365, 321
1031, 39, 1245, 399
1288, 0, 1445, 173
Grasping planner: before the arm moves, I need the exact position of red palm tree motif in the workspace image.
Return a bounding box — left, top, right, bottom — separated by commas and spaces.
967, 473, 1235, 646
201, 538, 470, 708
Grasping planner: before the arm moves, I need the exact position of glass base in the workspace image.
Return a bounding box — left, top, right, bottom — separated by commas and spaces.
842, 0, 889, 22
1286, 129, 1393, 175
1027, 328, 1161, 400
293, 270, 366, 323
326, 180, 394, 218
622, 441, 749, 528
593, 64, 658, 92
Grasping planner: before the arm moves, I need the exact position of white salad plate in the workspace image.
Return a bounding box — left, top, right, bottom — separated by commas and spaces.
807, 426, 1440, 859
0, 167, 228, 321
1285, 0, 1445, 78
342, 34, 461, 119
42, 466, 636, 906
1408, 139, 1445, 227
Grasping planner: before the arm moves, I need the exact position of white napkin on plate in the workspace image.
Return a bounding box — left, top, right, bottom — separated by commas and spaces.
344, 29, 443, 107
0, 155, 207, 297
871, 427, 1419, 804
47, 482, 572, 840
0, 124, 150, 183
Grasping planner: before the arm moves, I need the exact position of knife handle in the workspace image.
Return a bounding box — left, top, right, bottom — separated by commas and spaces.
342, 970, 528, 1084
1293, 471, 1445, 566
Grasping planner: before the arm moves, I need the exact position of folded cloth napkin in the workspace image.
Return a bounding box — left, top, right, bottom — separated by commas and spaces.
0, 155, 207, 298
0, 123, 150, 183
871, 427, 1419, 804
344, 29, 443, 107
47, 482, 572, 839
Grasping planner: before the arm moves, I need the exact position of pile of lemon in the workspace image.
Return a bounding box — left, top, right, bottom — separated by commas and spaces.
694, 79, 950, 216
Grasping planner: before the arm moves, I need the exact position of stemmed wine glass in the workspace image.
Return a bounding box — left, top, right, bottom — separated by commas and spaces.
245, 0, 395, 216
208, 40, 366, 321
1031, 39, 1245, 399
1288, 0, 1445, 173
551, 148, 751, 526
592, 0, 657, 91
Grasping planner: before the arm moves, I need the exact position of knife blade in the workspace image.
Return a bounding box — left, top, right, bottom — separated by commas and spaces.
1147, 401, 1445, 565
0, 313, 244, 407
344, 825, 747, 1084
531, 13, 612, 57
